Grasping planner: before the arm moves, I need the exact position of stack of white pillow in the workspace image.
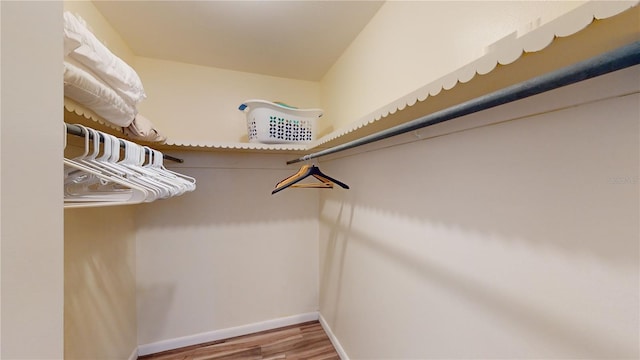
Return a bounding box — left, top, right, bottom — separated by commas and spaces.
63, 11, 165, 143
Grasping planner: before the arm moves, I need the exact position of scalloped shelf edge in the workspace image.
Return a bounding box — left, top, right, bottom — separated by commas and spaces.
63, 97, 123, 132
163, 139, 309, 151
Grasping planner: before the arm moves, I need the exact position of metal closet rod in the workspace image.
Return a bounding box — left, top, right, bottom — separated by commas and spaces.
65, 123, 184, 163
288, 41, 640, 165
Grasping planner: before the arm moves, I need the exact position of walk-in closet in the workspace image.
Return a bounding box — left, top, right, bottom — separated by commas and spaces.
1, 1, 638, 359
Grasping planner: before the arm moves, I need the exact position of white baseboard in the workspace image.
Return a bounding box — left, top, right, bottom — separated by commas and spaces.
137, 312, 319, 356
319, 313, 349, 360
127, 346, 138, 360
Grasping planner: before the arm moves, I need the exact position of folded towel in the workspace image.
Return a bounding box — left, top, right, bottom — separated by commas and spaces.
124, 114, 167, 143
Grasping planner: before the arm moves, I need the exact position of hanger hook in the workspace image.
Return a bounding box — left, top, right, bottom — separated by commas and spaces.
72, 124, 91, 159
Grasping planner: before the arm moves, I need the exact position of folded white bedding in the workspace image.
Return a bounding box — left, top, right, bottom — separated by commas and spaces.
64, 11, 146, 106
64, 61, 136, 127
63, 20, 81, 56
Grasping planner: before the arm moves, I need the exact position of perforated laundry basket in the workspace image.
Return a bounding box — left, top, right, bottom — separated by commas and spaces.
239, 100, 322, 144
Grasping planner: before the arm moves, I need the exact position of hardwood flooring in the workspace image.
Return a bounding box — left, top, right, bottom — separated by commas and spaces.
138, 321, 340, 360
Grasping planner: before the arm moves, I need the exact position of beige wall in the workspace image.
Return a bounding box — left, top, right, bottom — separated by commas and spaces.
1, 1, 64, 358
319, 1, 586, 134
134, 57, 322, 143
318, 66, 639, 358
64, 0, 136, 64
135, 152, 320, 347
64, 207, 137, 360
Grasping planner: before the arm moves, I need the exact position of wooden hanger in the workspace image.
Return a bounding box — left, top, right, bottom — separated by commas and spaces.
272, 164, 349, 195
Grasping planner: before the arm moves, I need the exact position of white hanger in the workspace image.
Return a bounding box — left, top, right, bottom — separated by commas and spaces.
141, 151, 185, 197
64, 124, 149, 207
142, 148, 193, 196
64, 159, 149, 206
118, 139, 169, 201
146, 148, 196, 193
63, 123, 195, 207
66, 127, 135, 195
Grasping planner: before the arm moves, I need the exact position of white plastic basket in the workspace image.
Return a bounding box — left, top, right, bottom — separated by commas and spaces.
239, 100, 322, 144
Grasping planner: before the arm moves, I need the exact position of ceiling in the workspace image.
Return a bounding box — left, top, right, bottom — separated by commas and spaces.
92, 1, 384, 81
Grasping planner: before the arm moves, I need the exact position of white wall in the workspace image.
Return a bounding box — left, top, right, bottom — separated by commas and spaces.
0, 1, 64, 358
318, 66, 639, 358
135, 152, 320, 348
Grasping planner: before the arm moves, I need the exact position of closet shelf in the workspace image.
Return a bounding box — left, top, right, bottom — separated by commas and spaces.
64, 98, 123, 132
64, 99, 309, 154
309, 1, 639, 152
64, 1, 637, 156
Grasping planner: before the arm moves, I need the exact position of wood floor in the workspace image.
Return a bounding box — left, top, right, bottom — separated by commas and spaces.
138, 321, 340, 360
